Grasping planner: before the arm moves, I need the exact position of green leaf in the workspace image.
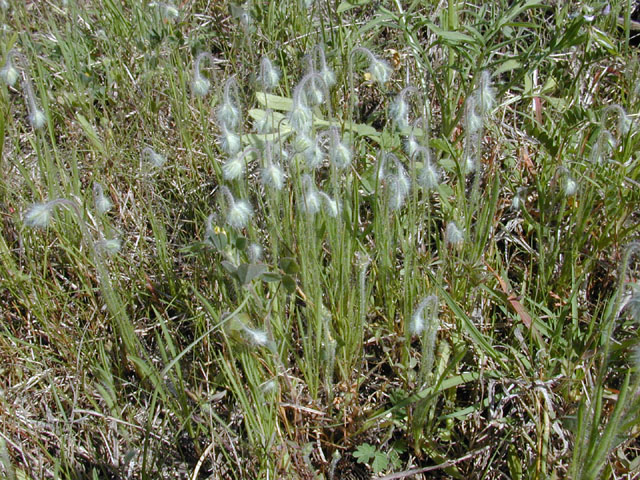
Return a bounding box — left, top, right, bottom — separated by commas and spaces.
494, 59, 521, 76
261, 271, 282, 282
221, 261, 237, 275
372, 452, 388, 473
425, 21, 476, 44
353, 443, 376, 463
282, 274, 297, 293
235, 236, 247, 251
255, 92, 293, 111
236, 263, 267, 285
279, 257, 300, 275
337, 0, 370, 13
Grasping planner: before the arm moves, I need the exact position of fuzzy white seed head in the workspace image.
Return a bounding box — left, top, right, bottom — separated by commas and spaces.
409, 311, 425, 335
24, 202, 54, 228
563, 176, 577, 196
511, 189, 525, 211
260, 378, 278, 394
222, 155, 245, 180
98, 237, 122, 256
220, 127, 241, 155
465, 97, 482, 135
288, 103, 313, 133
306, 79, 324, 106
389, 95, 409, 129
301, 175, 321, 216
242, 326, 269, 347
320, 66, 336, 88
369, 58, 392, 85
404, 134, 420, 158
304, 191, 321, 215
445, 221, 464, 247
191, 74, 210, 97
319, 192, 340, 218
217, 101, 240, 130
247, 243, 263, 263
29, 109, 46, 130
258, 56, 280, 91
227, 199, 253, 229
261, 162, 285, 190
162, 4, 179, 20
464, 154, 476, 174
0, 63, 18, 86
142, 147, 166, 167
331, 140, 352, 170
93, 182, 113, 214
418, 162, 440, 190
387, 176, 408, 210
476, 70, 496, 116
409, 296, 439, 336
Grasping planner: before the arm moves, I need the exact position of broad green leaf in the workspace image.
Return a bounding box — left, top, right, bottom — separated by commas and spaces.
255, 92, 293, 111
353, 443, 375, 463
425, 22, 476, 44
372, 452, 388, 473
494, 59, 521, 76
236, 263, 267, 285
279, 257, 300, 275
282, 274, 296, 293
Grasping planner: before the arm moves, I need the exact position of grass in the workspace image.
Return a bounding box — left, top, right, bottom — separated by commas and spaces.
0, 0, 639, 478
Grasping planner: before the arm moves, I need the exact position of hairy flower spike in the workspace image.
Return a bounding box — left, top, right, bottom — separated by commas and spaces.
445, 221, 464, 247
602, 104, 631, 136
191, 52, 217, 97
23, 202, 55, 228
258, 55, 280, 91
141, 146, 166, 167
93, 182, 113, 214
301, 174, 321, 216
351, 46, 392, 85
389, 86, 418, 130
261, 143, 285, 190
328, 128, 351, 170
409, 295, 439, 336
380, 153, 410, 210
416, 147, 440, 191
220, 186, 253, 229
312, 44, 336, 88
217, 77, 241, 130
0, 49, 19, 86
475, 70, 496, 116
318, 191, 340, 218
220, 125, 241, 155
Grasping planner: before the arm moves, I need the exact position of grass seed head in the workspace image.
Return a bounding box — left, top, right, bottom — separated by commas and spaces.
0, 54, 18, 86
29, 109, 46, 130
445, 221, 464, 247
93, 182, 113, 214
258, 55, 280, 91
23, 202, 54, 228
